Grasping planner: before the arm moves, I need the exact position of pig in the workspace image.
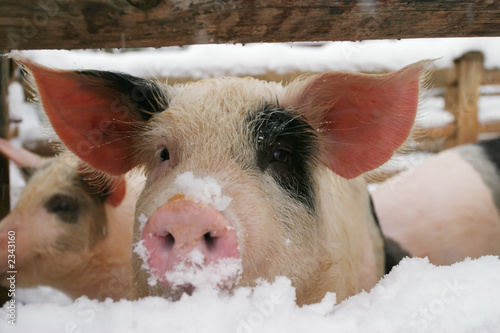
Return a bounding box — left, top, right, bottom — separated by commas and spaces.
373, 137, 500, 266
15, 56, 427, 305
0, 138, 141, 301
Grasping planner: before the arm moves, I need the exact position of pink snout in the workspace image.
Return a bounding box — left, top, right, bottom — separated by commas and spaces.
142, 198, 240, 286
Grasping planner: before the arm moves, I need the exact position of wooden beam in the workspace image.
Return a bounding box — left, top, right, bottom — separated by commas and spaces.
481, 120, 500, 134
483, 68, 500, 85
1, 1, 500, 50
454, 51, 483, 145
0, 53, 11, 306
0, 56, 10, 218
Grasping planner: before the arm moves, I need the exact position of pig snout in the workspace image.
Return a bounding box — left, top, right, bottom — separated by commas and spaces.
141, 198, 240, 286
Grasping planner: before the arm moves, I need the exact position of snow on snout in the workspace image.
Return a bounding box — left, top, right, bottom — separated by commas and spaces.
174, 172, 232, 211
133, 238, 158, 287
165, 249, 242, 289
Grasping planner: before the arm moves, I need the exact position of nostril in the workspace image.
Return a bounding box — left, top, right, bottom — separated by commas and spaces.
204, 232, 215, 249
163, 233, 175, 250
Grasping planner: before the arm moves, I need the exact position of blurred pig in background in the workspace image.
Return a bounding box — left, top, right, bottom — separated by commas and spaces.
374, 137, 500, 266
0, 138, 141, 301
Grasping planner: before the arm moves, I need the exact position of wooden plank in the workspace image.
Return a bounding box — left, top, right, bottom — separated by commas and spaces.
454, 51, 483, 145
417, 123, 455, 141
0, 54, 11, 306
1, 1, 500, 50
0, 56, 10, 218
432, 68, 456, 89
481, 120, 500, 134
483, 69, 500, 85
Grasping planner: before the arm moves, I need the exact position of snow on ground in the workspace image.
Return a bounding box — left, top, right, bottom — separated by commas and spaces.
2, 257, 500, 333
3, 38, 500, 331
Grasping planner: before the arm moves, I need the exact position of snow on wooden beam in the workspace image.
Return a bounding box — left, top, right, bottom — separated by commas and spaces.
1, 0, 500, 50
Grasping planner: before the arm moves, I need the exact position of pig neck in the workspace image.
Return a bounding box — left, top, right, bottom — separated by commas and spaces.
65, 175, 139, 301
299, 166, 385, 304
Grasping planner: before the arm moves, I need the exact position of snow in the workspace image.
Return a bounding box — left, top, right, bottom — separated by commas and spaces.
174, 172, 232, 212
4, 37, 500, 331
16, 37, 500, 77
3, 256, 500, 332
132, 239, 157, 287
164, 249, 242, 289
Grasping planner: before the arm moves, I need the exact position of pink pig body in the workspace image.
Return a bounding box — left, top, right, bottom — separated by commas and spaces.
16, 57, 426, 305
373, 139, 500, 266
0, 139, 142, 300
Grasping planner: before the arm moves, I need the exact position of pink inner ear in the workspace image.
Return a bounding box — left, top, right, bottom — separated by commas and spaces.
18, 58, 137, 176
300, 62, 426, 179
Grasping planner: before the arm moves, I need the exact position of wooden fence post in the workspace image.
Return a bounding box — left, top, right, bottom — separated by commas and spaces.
454, 51, 484, 145
0, 54, 10, 217
443, 83, 458, 149
0, 53, 11, 305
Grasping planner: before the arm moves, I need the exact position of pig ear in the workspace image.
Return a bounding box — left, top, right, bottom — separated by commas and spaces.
78, 164, 127, 207
295, 61, 428, 179
0, 137, 45, 168
105, 175, 127, 207
15, 56, 168, 175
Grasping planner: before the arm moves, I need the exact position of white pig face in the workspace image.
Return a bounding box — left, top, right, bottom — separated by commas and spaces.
131, 78, 323, 299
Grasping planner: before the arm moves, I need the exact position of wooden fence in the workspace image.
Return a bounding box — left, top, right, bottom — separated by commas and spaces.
1, 1, 500, 50
418, 51, 500, 151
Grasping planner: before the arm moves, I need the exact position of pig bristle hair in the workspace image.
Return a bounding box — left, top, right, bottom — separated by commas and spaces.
365, 60, 435, 183
10, 55, 67, 155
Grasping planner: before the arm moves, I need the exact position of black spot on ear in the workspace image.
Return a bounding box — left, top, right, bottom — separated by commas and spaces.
78, 70, 169, 121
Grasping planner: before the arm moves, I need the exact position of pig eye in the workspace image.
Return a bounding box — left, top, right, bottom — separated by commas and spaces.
160, 148, 170, 162
45, 194, 79, 224
272, 149, 290, 164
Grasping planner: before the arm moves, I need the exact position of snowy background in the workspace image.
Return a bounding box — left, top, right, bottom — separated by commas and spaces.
3, 37, 500, 332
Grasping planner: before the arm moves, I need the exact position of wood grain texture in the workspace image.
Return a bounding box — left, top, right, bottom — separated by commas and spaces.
455, 51, 483, 145
1, 0, 500, 50
0, 56, 10, 219
0, 55, 11, 307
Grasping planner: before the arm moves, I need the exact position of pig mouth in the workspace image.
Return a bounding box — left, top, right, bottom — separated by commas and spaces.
160, 249, 243, 290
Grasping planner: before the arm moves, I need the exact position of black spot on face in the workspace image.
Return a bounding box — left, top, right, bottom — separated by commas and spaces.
250, 104, 319, 211
78, 70, 169, 121
45, 194, 79, 224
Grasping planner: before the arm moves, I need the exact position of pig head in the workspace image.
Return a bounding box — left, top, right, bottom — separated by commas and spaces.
17, 57, 426, 305
0, 138, 136, 300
